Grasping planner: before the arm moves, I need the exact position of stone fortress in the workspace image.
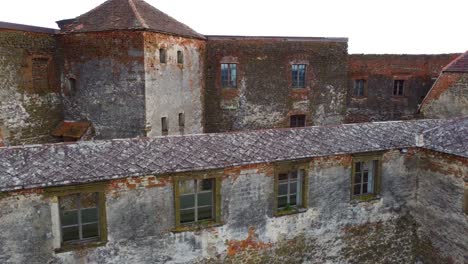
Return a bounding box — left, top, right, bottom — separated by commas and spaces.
0, 0, 466, 263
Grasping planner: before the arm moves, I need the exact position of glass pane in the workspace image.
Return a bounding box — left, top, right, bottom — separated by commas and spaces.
179, 180, 195, 194
355, 162, 361, 173
81, 208, 98, 223
279, 173, 288, 181
82, 223, 99, 239
230, 64, 237, 87
198, 179, 213, 192
290, 171, 298, 179
197, 192, 213, 207
180, 208, 195, 223
363, 183, 368, 194
353, 184, 361, 195
278, 183, 288, 196
278, 196, 288, 209
80, 193, 97, 208
180, 194, 195, 209
198, 206, 213, 221
62, 226, 79, 242
355, 173, 362, 184
61, 210, 78, 226
60, 194, 78, 211
363, 172, 368, 183
289, 182, 297, 194
289, 195, 297, 206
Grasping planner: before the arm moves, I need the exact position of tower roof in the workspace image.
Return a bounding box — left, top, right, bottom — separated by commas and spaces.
443, 50, 468, 73
57, 0, 205, 39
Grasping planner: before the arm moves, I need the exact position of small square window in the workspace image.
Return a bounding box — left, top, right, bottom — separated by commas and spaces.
352, 156, 381, 200
177, 51, 183, 64
159, 49, 167, 64
353, 79, 366, 97
275, 165, 308, 216
290, 115, 306, 128
292, 64, 306, 88
161, 117, 168, 135
393, 80, 405, 96
221, 63, 237, 88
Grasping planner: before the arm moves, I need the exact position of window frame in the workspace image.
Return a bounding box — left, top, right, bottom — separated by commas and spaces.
290, 114, 306, 128
464, 182, 468, 215
159, 48, 167, 64
173, 172, 222, 231
393, 80, 405, 96
353, 79, 367, 97
177, 50, 184, 64
274, 162, 309, 216
291, 64, 307, 88
44, 183, 107, 252
351, 154, 382, 201
220, 63, 237, 88
161, 117, 168, 136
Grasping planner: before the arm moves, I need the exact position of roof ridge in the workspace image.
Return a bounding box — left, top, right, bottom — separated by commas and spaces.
128, 0, 148, 29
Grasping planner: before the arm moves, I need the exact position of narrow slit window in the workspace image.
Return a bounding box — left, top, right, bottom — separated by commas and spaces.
69, 78, 77, 95
159, 49, 167, 63
161, 117, 168, 135
178, 113, 185, 128
177, 51, 183, 64
221, 63, 237, 88
292, 64, 306, 88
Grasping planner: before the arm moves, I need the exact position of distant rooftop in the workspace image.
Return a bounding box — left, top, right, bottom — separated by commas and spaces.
443, 51, 468, 73
206, 35, 348, 42
0, 21, 57, 34
1, 118, 466, 193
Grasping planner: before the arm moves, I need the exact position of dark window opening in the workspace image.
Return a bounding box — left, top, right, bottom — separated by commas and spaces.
159, 49, 167, 63
292, 64, 306, 88
178, 113, 185, 127
69, 78, 77, 95
177, 51, 183, 64
353, 79, 366, 97
221, 63, 237, 88
161, 117, 168, 135
290, 115, 306, 128
59, 193, 100, 243
393, 80, 405, 96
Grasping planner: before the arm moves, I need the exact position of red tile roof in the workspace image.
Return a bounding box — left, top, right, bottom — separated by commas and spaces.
443, 51, 468, 72
57, 0, 205, 39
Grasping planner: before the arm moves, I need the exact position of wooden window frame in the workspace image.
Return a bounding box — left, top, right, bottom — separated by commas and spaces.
173, 172, 222, 232
220, 63, 237, 88
393, 80, 405, 96
161, 117, 168, 136
351, 154, 382, 201
291, 64, 307, 88
274, 162, 309, 216
290, 114, 306, 128
353, 79, 367, 97
44, 183, 107, 252
159, 48, 167, 64
177, 50, 184, 64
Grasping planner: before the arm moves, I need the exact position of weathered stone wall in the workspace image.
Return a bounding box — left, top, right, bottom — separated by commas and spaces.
144, 32, 205, 136
0, 29, 63, 146
347, 54, 459, 123
57, 31, 146, 140
1, 150, 457, 263
204, 38, 348, 133
409, 150, 468, 263
419, 72, 468, 119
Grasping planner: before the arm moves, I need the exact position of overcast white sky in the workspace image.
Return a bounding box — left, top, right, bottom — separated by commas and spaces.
1, 0, 467, 54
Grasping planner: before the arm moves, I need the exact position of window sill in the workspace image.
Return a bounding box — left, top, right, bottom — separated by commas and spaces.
274, 207, 307, 217
171, 221, 224, 233
351, 194, 381, 204
55, 240, 107, 253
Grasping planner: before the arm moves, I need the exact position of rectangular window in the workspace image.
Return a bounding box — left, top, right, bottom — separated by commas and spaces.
178, 179, 214, 223
393, 80, 405, 96
353, 79, 366, 97
177, 51, 183, 64
59, 193, 100, 243
178, 113, 185, 128
292, 64, 306, 88
221, 63, 237, 88
275, 165, 308, 215
161, 117, 168, 135
159, 49, 167, 63
352, 156, 381, 199
290, 115, 306, 128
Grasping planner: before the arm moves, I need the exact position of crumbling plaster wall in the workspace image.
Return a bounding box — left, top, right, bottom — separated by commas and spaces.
204, 39, 348, 133
57, 31, 146, 140
1, 150, 454, 263
347, 54, 459, 123
420, 73, 468, 119
144, 32, 205, 137
0, 29, 63, 146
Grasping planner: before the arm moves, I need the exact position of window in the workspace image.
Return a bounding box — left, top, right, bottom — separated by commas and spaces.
292, 64, 306, 88
69, 78, 77, 95
353, 79, 366, 97
178, 113, 185, 131
174, 175, 221, 229
177, 51, 183, 64
275, 165, 308, 215
393, 80, 405, 96
45, 183, 107, 251
159, 48, 167, 63
221, 63, 237, 88
464, 185, 468, 215
352, 155, 382, 199
161, 117, 168, 135
290, 115, 306, 128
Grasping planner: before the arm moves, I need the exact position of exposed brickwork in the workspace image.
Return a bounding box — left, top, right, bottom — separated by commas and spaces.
347, 54, 459, 122
204, 38, 348, 132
